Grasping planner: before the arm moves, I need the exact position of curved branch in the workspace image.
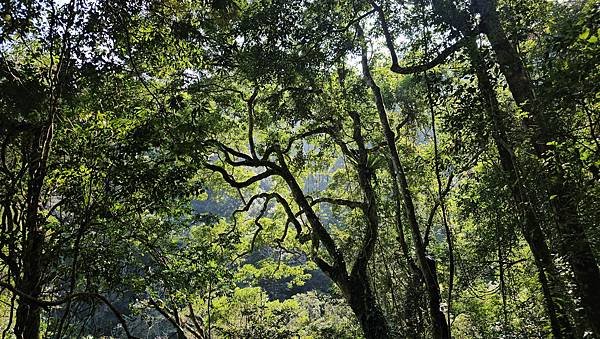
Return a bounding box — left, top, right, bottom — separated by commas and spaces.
204, 163, 275, 188
333, 9, 376, 33
369, 0, 400, 69
205, 139, 254, 162
390, 37, 469, 74
188, 303, 207, 339
275, 150, 347, 273
274, 194, 304, 237
206, 139, 281, 170
370, 0, 478, 76
249, 194, 272, 251
424, 172, 454, 249
423, 148, 482, 248
148, 298, 190, 338
282, 127, 331, 155
232, 192, 303, 244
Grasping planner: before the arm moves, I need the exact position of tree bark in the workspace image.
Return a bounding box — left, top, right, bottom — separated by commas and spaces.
14, 131, 47, 339
357, 25, 449, 339
346, 109, 393, 339
472, 0, 600, 333
275, 150, 391, 339
346, 275, 391, 339
13, 249, 43, 339
387, 158, 424, 337
467, 39, 575, 338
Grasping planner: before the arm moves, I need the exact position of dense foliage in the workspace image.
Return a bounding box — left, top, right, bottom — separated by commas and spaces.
1, 0, 599, 338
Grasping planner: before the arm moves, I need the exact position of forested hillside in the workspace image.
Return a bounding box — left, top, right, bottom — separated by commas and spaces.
1, 0, 599, 338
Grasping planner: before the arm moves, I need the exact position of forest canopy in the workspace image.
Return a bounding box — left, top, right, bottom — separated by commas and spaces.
1, 0, 599, 338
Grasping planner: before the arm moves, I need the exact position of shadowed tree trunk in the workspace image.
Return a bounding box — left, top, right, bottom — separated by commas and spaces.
346, 274, 391, 339
471, 0, 600, 333
387, 157, 425, 337
14, 129, 49, 339
467, 39, 575, 338
357, 24, 449, 339
274, 145, 392, 339
208, 94, 393, 338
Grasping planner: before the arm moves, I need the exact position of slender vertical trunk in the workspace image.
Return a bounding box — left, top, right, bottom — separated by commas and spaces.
15, 228, 43, 339
346, 109, 393, 339
207, 277, 212, 339
14, 132, 47, 339
11, 6, 69, 335
387, 158, 424, 337
467, 40, 574, 338
473, 1, 600, 333
357, 25, 449, 339
425, 70, 455, 338
348, 109, 393, 338
174, 310, 186, 339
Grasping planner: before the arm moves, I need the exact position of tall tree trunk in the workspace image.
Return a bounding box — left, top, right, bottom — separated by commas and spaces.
467, 40, 575, 338
10, 5, 69, 336
472, 0, 600, 333
387, 158, 425, 337
404, 271, 426, 338
14, 131, 47, 339
345, 275, 391, 339
15, 229, 43, 339
276, 152, 391, 339
357, 25, 449, 339
346, 108, 393, 339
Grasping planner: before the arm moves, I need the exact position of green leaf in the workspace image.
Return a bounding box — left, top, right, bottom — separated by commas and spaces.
579, 27, 591, 40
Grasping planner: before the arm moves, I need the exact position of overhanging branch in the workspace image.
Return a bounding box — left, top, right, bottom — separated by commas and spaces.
204, 163, 275, 189
390, 37, 469, 74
